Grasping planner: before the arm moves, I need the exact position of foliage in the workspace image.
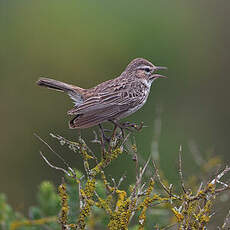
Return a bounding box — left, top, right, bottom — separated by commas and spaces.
0, 182, 58, 230
1, 127, 230, 230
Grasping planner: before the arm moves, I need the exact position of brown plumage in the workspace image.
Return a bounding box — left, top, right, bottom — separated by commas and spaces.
37, 58, 167, 129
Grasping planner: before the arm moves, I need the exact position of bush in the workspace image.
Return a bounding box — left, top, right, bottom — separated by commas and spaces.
1, 128, 230, 230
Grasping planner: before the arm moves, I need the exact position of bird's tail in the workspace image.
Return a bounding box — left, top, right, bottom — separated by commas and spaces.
37, 77, 85, 105
37, 77, 77, 92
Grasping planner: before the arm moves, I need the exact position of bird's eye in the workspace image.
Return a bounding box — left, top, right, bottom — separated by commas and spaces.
144, 67, 151, 73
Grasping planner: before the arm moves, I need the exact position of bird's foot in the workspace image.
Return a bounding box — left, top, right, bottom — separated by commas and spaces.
121, 121, 144, 131
109, 120, 144, 139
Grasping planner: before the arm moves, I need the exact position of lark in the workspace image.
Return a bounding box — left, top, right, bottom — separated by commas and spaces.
37, 58, 167, 132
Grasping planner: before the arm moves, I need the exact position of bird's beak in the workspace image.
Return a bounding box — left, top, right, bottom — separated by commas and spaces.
150, 66, 168, 80
155, 66, 168, 71
151, 74, 168, 79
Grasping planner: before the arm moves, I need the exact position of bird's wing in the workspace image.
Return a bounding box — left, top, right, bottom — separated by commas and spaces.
67, 90, 137, 115
68, 89, 146, 129
69, 103, 131, 128
68, 78, 146, 115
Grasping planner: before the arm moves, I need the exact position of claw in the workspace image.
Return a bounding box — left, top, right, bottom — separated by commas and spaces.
121, 121, 144, 132
136, 122, 144, 131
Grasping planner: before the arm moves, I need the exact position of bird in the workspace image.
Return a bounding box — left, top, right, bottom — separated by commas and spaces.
37, 58, 167, 131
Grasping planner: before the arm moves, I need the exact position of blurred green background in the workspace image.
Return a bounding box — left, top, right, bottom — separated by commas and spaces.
0, 0, 230, 221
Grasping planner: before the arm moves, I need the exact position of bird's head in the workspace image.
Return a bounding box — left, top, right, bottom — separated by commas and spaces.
124, 58, 167, 85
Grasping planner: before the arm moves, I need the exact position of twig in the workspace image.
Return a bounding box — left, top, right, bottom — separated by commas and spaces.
51, 133, 96, 160
91, 130, 101, 144
59, 178, 68, 230
210, 165, 230, 185
222, 209, 230, 229
98, 124, 107, 156
196, 182, 203, 196
133, 157, 151, 195
79, 180, 83, 209
117, 173, 126, 189
34, 133, 75, 176
39, 152, 74, 178
178, 145, 187, 194
10, 217, 57, 230
215, 186, 230, 194
152, 160, 181, 200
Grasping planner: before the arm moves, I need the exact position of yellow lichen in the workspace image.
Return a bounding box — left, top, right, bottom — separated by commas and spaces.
146, 178, 155, 196
107, 190, 132, 230
77, 178, 96, 229
58, 183, 68, 226
10, 217, 57, 230
95, 195, 113, 215
90, 147, 123, 177
101, 170, 114, 192
138, 206, 147, 230
84, 178, 96, 198
171, 208, 184, 222
108, 199, 131, 230
116, 190, 127, 208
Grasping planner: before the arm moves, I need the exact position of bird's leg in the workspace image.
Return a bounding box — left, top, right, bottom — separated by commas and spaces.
109, 120, 124, 137
109, 120, 133, 138
111, 123, 118, 140
106, 124, 118, 153
98, 124, 107, 157
98, 124, 110, 143
136, 122, 144, 131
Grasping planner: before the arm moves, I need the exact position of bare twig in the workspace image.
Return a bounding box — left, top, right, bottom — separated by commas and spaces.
152, 160, 181, 200
40, 151, 74, 178
215, 186, 230, 194
117, 173, 126, 189
210, 165, 230, 185
91, 130, 101, 144
79, 180, 83, 209
196, 182, 203, 196
34, 133, 74, 175
178, 145, 187, 194
222, 209, 230, 229
131, 156, 151, 198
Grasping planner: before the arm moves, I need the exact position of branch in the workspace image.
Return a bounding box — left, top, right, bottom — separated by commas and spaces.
178, 145, 187, 194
